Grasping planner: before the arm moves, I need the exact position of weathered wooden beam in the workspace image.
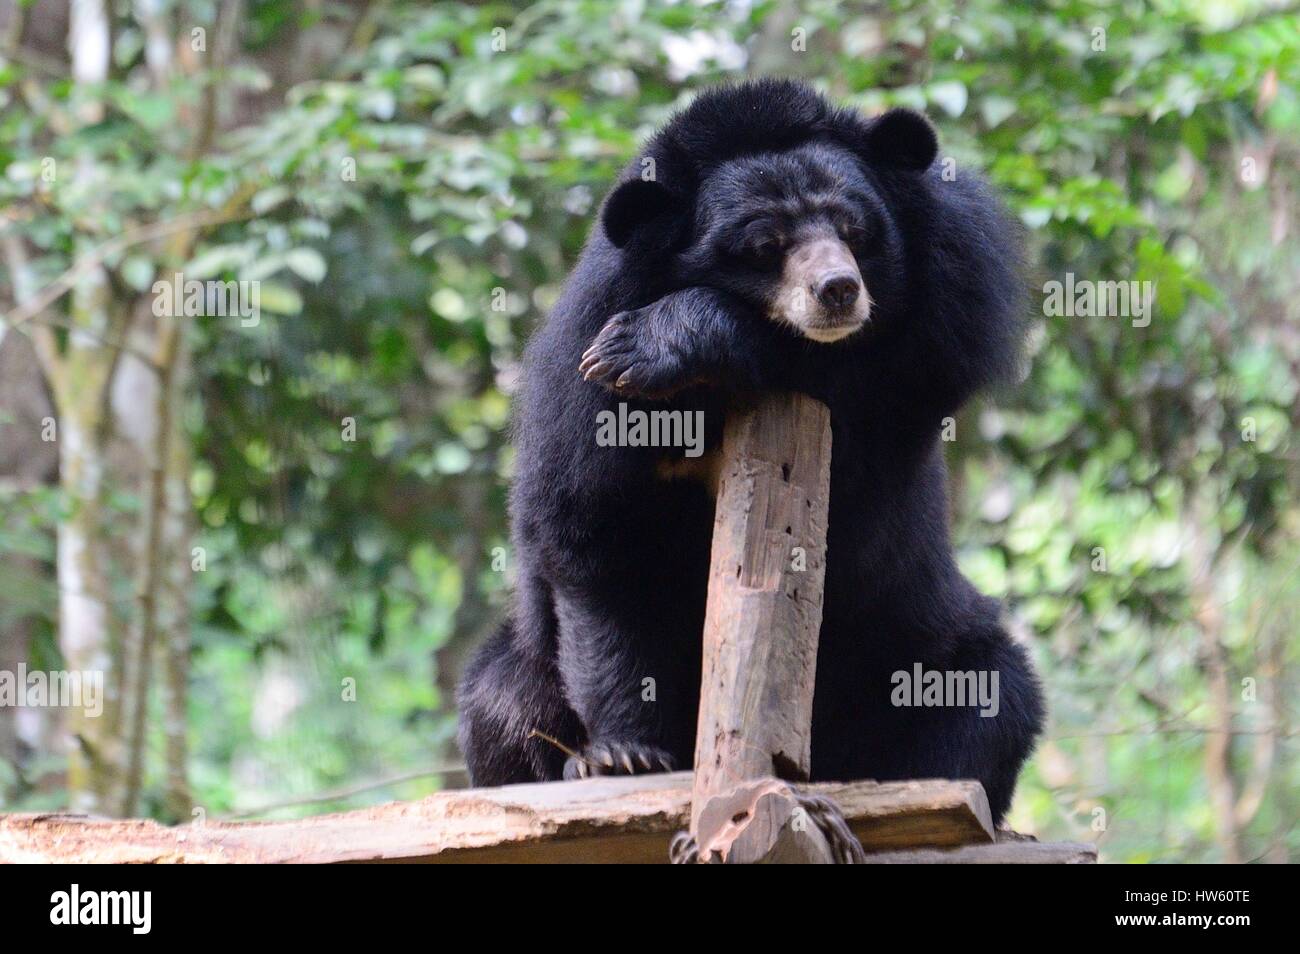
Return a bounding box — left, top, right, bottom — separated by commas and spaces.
689, 393, 834, 861
0, 772, 999, 864
862, 832, 1099, 864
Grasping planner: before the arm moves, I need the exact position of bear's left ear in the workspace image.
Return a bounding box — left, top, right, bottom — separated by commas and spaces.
602, 178, 686, 249
860, 108, 938, 172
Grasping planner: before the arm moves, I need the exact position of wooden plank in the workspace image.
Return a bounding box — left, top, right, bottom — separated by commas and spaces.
690, 392, 833, 860
835, 777, 995, 851
863, 837, 1098, 864
0, 772, 998, 864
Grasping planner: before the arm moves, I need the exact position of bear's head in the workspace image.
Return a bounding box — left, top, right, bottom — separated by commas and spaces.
601, 100, 938, 345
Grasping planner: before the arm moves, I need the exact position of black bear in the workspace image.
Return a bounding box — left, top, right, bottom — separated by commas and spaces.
458, 78, 1043, 822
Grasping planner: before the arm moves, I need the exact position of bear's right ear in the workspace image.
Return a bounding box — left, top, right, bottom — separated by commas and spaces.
602, 178, 684, 249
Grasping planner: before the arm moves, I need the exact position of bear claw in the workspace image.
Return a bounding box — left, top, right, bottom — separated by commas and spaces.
563, 741, 674, 780
579, 310, 688, 398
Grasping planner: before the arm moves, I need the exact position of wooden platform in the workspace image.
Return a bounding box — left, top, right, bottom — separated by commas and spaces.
0, 772, 1095, 863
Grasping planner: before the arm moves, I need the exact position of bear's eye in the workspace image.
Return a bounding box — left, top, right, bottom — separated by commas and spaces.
744, 236, 786, 269
837, 222, 869, 247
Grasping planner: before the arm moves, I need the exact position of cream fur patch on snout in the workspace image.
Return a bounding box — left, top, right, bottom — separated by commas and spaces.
769, 236, 870, 342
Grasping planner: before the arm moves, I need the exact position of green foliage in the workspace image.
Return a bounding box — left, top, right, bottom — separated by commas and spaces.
2, 0, 1297, 858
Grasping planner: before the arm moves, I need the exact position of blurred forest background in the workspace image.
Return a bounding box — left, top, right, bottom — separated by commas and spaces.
0, 0, 1297, 864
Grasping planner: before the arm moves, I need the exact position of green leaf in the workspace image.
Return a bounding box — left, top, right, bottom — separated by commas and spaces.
256, 281, 303, 315
252, 186, 292, 214
928, 81, 968, 117
120, 255, 155, 292
187, 245, 252, 279
285, 248, 327, 283
980, 95, 1016, 128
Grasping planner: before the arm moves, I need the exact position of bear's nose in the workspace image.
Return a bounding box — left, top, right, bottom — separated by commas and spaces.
814, 273, 860, 311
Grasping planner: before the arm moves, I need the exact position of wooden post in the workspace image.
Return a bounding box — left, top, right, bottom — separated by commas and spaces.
689, 392, 834, 863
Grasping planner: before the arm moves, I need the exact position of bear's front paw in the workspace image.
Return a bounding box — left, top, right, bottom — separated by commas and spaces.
578, 309, 695, 399
563, 740, 675, 780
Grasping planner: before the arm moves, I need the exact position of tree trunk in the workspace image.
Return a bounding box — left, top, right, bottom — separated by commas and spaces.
0, 329, 59, 797
55, 268, 127, 814
1188, 495, 1241, 864
160, 331, 194, 821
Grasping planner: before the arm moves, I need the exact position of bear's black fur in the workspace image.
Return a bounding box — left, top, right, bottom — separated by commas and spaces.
457, 78, 1043, 822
